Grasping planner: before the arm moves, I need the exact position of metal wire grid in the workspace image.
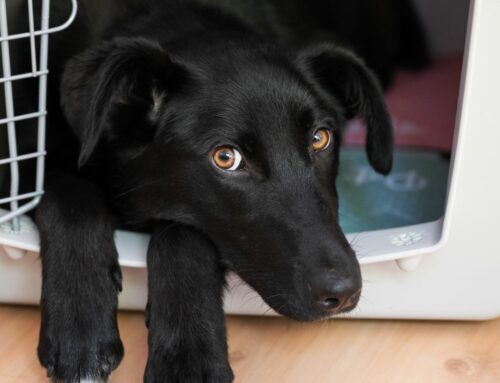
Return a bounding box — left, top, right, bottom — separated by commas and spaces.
0, 0, 77, 230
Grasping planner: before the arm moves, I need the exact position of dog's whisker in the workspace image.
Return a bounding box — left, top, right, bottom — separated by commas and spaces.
113, 178, 164, 199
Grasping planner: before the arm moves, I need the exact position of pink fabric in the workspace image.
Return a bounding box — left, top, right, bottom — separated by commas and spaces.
344, 55, 463, 151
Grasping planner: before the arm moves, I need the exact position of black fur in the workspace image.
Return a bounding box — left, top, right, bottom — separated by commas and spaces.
11, 0, 394, 381
36, 174, 124, 382
268, 0, 430, 87
145, 223, 233, 382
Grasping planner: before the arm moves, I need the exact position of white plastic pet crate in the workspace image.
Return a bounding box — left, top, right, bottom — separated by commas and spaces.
0, 0, 499, 320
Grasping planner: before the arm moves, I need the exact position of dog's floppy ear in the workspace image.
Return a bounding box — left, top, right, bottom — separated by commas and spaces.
296, 45, 393, 174
61, 37, 187, 167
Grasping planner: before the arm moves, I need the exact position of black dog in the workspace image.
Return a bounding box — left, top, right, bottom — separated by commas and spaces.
10, 0, 393, 381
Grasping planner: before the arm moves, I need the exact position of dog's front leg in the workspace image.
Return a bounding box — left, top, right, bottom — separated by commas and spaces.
144, 223, 233, 383
36, 174, 124, 382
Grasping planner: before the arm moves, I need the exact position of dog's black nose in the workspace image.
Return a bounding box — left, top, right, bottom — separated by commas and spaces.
310, 275, 361, 313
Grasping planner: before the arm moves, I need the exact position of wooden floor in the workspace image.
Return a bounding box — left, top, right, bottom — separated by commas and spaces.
0, 305, 499, 383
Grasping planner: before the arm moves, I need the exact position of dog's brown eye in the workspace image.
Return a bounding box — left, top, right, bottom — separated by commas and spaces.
212, 146, 243, 171
312, 128, 331, 152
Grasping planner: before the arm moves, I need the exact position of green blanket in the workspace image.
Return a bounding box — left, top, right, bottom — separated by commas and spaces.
338, 148, 449, 233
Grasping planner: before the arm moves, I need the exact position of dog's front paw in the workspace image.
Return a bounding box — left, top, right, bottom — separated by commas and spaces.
144, 348, 233, 383
38, 308, 123, 382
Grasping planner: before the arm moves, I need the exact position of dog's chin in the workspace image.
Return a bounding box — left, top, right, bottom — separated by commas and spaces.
265, 298, 359, 322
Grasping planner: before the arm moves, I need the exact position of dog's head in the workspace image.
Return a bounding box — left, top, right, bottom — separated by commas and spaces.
62, 37, 392, 321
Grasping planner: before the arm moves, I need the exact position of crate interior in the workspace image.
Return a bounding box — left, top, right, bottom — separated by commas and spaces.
336, 0, 470, 236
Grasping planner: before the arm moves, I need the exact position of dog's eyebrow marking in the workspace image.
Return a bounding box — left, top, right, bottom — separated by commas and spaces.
298, 108, 315, 129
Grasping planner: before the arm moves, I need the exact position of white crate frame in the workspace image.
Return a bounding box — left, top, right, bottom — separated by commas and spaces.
0, 0, 77, 228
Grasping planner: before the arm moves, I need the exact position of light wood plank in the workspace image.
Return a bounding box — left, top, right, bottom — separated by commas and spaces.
0, 305, 498, 382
